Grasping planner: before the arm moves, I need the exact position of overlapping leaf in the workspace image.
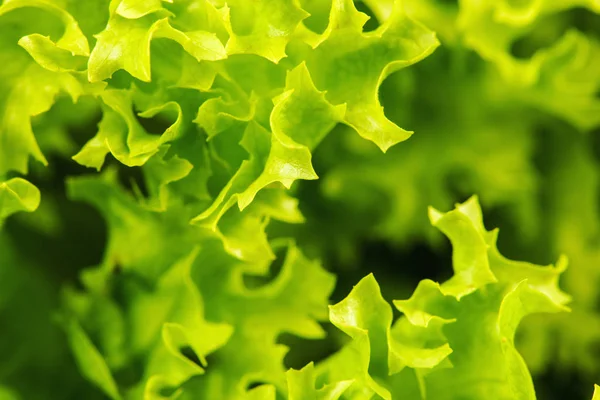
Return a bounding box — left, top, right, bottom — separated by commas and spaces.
0, 0, 94, 176
188, 239, 336, 399
311, 197, 569, 399
1, 0, 592, 399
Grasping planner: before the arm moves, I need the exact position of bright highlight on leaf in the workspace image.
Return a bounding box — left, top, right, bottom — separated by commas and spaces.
0, 178, 41, 222
593, 384, 600, 400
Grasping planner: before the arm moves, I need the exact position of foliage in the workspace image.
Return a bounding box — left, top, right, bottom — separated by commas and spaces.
0, 0, 599, 399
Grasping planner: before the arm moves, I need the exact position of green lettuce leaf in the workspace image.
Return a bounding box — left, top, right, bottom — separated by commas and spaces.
65, 170, 204, 283
304, 0, 439, 151
188, 239, 336, 399
0, 0, 94, 177
224, 0, 309, 63
0, 178, 41, 223
88, 11, 226, 82
286, 363, 351, 400
7, 0, 591, 398
313, 196, 569, 399
73, 88, 185, 169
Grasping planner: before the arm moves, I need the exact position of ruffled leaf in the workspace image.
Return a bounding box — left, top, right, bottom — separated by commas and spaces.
0, 178, 41, 222
66, 170, 203, 282
271, 62, 345, 150
73, 89, 184, 169
192, 121, 314, 262
224, 0, 309, 62
324, 274, 393, 400
428, 196, 498, 298
305, 0, 439, 151
287, 363, 352, 400
115, 0, 173, 19
191, 240, 336, 399
88, 15, 226, 82
129, 249, 233, 398
317, 196, 570, 400
0, 0, 94, 176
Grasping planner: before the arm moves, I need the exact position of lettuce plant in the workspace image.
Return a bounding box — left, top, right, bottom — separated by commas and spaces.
0, 0, 599, 399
